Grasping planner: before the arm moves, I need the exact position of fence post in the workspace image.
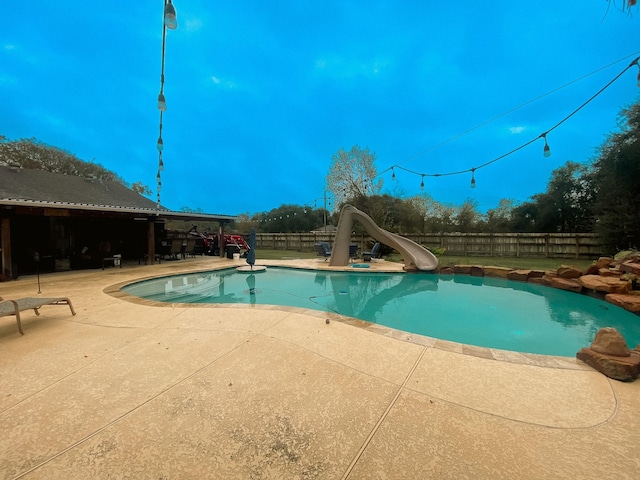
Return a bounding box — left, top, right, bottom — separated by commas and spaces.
544, 234, 549, 258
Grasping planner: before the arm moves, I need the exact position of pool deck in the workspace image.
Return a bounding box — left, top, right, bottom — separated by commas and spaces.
1, 256, 639, 479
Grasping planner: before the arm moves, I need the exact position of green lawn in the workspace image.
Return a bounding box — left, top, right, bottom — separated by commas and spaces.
254, 249, 596, 271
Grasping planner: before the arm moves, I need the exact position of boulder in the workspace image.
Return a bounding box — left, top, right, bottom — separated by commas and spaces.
483, 266, 511, 278
507, 269, 531, 282
469, 266, 484, 277
590, 327, 630, 356
620, 261, 640, 275
578, 275, 631, 294
529, 270, 545, 278
439, 266, 455, 275
549, 277, 583, 293
605, 293, 640, 314
598, 267, 622, 277
595, 257, 614, 269
453, 265, 473, 275
540, 273, 556, 286
582, 264, 600, 275
576, 348, 640, 381
557, 265, 582, 279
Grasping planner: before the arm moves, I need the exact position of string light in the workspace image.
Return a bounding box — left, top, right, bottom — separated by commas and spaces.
157, 92, 167, 111
155, 1, 178, 210
391, 167, 396, 181
541, 133, 551, 158
371, 55, 639, 192
164, 0, 178, 30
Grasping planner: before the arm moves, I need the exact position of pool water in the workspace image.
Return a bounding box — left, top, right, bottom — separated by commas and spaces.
122, 267, 640, 357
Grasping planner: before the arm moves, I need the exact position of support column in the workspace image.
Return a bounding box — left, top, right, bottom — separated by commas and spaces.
1, 217, 12, 281
147, 219, 156, 264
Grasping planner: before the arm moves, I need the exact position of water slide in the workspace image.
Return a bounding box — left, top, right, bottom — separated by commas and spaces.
329, 204, 439, 271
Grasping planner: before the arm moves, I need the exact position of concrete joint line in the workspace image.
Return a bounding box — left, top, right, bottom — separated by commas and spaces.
341, 346, 428, 479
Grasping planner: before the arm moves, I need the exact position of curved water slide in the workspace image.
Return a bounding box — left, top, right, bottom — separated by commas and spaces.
329, 204, 439, 271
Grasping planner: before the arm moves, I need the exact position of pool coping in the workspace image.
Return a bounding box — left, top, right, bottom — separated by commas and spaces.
104, 260, 592, 371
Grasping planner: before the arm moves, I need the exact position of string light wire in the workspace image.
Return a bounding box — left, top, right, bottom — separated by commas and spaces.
378, 53, 640, 188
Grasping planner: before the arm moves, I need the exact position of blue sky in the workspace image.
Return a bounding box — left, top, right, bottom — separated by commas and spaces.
1, 1, 638, 216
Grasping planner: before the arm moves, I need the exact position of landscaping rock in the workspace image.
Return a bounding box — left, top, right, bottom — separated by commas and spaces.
439, 266, 455, 275
483, 266, 511, 278
507, 270, 530, 282
549, 277, 583, 293
576, 348, 640, 381
540, 273, 555, 286
469, 266, 484, 277
578, 275, 631, 294
605, 293, 640, 313
598, 267, 622, 277
453, 265, 473, 275
620, 261, 640, 275
582, 264, 600, 275
595, 257, 614, 269
590, 327, 630, 356
557, 265, 582, 279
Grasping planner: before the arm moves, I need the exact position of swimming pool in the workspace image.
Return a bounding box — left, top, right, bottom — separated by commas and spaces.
122, 267, 640, 357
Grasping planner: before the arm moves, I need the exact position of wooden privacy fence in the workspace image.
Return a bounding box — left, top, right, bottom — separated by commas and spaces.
254, 232, 608, 259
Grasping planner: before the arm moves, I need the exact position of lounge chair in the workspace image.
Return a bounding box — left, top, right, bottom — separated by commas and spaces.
315, 242, 332, 261
349, 244, 358, 262
362, 242, 381, 262
0, 297, 76, 335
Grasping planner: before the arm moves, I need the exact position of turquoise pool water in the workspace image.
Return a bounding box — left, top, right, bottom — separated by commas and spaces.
122, 267, 640, 357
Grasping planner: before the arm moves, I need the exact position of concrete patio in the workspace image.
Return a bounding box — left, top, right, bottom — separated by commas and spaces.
1, 256, 639, 479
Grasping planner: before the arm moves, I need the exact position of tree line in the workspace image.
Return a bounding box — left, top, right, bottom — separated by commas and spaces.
239, 99, 639, 252
2, 98, 639, 252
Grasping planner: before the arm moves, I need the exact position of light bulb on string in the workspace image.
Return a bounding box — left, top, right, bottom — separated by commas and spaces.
542, 134, 551, 158
470, 169, 476, 189
157, 93, 167, 111
158, 156, 164, 171
636, 62, 640, 87
420, 174, 425, 191
156, 136, 164, 152
164, 1, 178, 30
391, 167, 396, 181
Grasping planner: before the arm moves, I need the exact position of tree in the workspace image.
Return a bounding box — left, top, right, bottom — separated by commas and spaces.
131, 181, 152, 196
510, 201, 539, 232
0, 136, 125, 183
326, 145, 382, 207
455, 198, 481, 232
484, 198, 516, 233
254, 204, 326, 233
407, 194, 458, 233
345, 194, 423, 233
590, 100, 640, 249
532, 161, 594, 233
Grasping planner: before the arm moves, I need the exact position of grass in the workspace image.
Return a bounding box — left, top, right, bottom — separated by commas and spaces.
254, 249, 596, 271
